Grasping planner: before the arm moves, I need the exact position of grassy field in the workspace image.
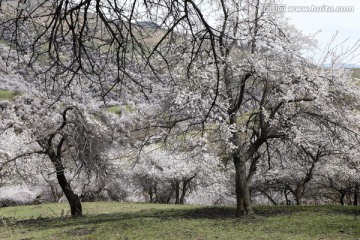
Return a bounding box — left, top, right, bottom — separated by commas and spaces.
1, 202, 360, 239
352, 68, 360, 79
0, 90, 19, 101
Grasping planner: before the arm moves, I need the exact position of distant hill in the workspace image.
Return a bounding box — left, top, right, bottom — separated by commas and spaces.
321, 63, 360, 79
322, 63, 360, 68
343, 64, 360, 69
136, 21, 160, 29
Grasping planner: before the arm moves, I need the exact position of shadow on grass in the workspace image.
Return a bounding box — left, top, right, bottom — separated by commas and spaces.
254, 204, 360, 217
13, 206, 233, 227
8, 204, 360, 231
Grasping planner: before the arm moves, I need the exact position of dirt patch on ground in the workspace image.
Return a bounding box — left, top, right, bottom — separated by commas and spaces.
69, 227, 96, 236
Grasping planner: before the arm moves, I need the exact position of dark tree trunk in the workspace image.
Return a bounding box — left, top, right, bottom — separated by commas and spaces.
354, 183, 359, 206
175, 181, 180, 204
295, 183, 305, 205
234, 155, 254, 217
57, 172, 82, 216
153, 187, 158, 203
54, 162, 82, 216
149, 187, 154, 203
179, 180, 187, 204
228, 112, 255, 217
284, 189, 291, 205
340, 192, 346, 205
41, 141, 83, 217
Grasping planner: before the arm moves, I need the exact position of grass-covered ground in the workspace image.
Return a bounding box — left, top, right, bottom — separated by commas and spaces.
1, 202, 360, 239
352, 68, 360, 79
0, 90, 19, 101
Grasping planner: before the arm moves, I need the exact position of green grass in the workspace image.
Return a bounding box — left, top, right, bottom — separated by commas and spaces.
0, 38, 9, 45
1, 203, 360, 239
106, 105, 134, 114
0, 90, 19, 100
352, 68, 360, 79
106, 105, 122, 114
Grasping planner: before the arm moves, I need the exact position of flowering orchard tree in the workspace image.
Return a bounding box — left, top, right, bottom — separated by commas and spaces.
0, 94, 115, 216
0, 36, 127, 214
0, 127, 43, 191
317, 144, 360, 205
131, 144, 226, 204
252, 127, 357, 205
138, 1, 360, 216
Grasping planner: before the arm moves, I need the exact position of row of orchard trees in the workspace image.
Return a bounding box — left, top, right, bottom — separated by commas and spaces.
0, 0, 360, 217
252, 128, 360, 206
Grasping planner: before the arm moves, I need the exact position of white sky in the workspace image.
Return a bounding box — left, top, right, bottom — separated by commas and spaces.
281, 0, 360, 65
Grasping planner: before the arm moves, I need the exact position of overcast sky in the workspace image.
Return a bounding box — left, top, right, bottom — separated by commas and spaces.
281, 0, 360, 65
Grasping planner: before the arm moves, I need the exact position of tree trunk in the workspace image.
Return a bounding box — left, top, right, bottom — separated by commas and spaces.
284, 191, 291, 205
153, 187, 158, 203
354, 183, 359, 206
179, 180, 187, 204
234, 155, 254, 217
340, 192, 346, 205
55, 162, 82, 216
295, 183, 304, 205
147, 187, 153, 203
43, 143, 83, 217
175, 181, 180, 204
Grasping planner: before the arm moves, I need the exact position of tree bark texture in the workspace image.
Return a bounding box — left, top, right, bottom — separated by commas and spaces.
234, 155, 254, 217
